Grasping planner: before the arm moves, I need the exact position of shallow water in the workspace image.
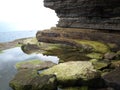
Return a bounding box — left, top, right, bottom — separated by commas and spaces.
0, 47, 59, 90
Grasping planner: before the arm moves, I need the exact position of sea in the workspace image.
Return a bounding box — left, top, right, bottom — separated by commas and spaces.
0, 30, 38, 43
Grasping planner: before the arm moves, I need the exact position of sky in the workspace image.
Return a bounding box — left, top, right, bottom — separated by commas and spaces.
0, 0, 58, 32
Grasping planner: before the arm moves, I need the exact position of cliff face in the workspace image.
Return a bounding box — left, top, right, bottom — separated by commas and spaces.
44, 0, 120, 30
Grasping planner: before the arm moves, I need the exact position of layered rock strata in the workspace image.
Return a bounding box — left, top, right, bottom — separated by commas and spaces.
36, 27, 120, 51
44, 0, 120, 30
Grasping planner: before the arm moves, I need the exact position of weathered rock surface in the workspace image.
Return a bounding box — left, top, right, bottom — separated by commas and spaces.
40, 61, 105, 87
9, 69, 57, 90
15, 60, 56, 70
44, 0, 120, 30
103, 68, 120, 90
36, 27, 120, 51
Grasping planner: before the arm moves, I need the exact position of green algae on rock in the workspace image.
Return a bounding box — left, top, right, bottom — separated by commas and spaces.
59, 86, 88, 90
40, 61, 103, 87
90, 59, 109, 70
75, 40, 110, 54
16, 59, 56, 70
9, 69, 57, 90
86, 53, 103, 60
42, 43, 90, 62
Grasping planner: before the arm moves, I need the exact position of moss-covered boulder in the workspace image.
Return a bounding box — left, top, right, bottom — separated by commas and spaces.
75, 40, 110, 54
16, 60, 56, 70
9, 69, 57, 90
40, 61, 104, 87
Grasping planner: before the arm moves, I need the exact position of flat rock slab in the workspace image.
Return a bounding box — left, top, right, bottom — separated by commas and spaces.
16, 60, 56, 70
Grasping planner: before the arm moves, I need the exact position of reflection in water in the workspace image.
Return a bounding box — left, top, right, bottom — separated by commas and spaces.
0, 47, 59, 90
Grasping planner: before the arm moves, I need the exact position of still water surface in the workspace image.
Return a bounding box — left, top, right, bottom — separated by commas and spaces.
0, 47, 59, 90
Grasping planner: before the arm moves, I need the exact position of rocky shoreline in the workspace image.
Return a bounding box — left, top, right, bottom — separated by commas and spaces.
8, 36, 120, 90
4, 0, 120, 90
0, 37, 33, 51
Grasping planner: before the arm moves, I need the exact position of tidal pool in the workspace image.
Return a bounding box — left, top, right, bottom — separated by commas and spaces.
0, 47, 59, 90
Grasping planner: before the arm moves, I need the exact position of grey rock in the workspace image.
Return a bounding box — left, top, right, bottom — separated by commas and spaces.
104, 52, 116, 60
103, 68, 120, 90
44, 0, 120, 30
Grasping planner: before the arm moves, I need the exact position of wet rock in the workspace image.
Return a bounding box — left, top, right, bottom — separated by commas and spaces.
15, 60, 56, 70
9, 69, 57, 90
59, 86, 88, 90
86, 53, 103, 60
104, 52, 116, 60
115, 51, 120, 60
102, 68, 120, 90
110, 60, 120, 68
44, 0, 120, 30
96, 87, 115, 90
43, 43, 90, 62
36, 27, 120, 51
90, 59, 109, 70
21, 44, 40, 54
40, 61, 105, 87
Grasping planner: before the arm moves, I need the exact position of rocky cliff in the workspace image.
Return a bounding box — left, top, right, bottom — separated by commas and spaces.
44, 0, 120, 30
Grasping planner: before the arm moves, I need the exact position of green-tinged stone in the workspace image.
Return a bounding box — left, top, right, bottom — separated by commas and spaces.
86, 53, 103, 59
16, 60, 55, 70
9, 69, 57, 90
9, 69, 38, 90
16, 60, 42, 69
91, 59, 109, 70
43, 44, 89, 62
40, 61, 101, 87
59, 86, 88, 90
111, 60, 120, 68
75, 40, 110, 53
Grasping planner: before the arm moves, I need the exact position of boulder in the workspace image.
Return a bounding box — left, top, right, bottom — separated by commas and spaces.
102, 68, 120, 90
9, 69, 57, 90
15, 60, 56, 70
110, 60, 120, 68
104, 52, 116, 60
90, 59, 110, 70
40, 61, 105, 87
21, 44, 40, 54
44, 0, 120, 30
